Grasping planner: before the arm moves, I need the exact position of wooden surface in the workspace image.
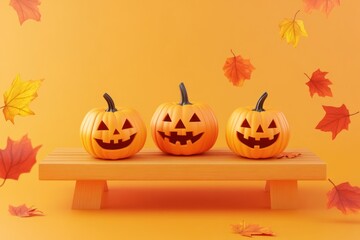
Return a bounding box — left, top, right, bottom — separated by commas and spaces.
39, 148, 326, 181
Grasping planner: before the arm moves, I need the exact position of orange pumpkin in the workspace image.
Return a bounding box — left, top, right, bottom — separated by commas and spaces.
226, 92, 290, 159
151, 83, 218, 155
80, 93, 146, 160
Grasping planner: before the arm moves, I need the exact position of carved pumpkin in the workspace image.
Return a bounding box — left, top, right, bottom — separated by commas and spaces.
80, 93, 146, 160
151, 83, 218, 155
226, 92, 290, 159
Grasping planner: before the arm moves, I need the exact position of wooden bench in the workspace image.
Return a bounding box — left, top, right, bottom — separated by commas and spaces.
38, 148, 326, 210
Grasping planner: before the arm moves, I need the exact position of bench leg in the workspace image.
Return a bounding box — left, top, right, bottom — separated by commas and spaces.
72, 180, 107, 210
267, 180, 298, 209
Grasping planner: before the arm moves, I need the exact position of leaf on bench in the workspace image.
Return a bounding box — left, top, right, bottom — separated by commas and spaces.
276, 152, 301, 159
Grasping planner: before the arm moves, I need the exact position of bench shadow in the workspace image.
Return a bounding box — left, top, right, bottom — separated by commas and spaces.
101, 182, 270, 211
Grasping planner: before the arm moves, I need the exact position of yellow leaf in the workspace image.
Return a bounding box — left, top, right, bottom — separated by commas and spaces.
279, 10, 308, 47
2, 75, 43, 123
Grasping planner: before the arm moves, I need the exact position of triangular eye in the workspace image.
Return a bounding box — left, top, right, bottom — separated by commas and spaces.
241, 119, 251, 128
122, 119, 133, 129
268, 120, 277, 128
190, 113, 200, 122
163, 114, 172, 122
97, 121, 109, 130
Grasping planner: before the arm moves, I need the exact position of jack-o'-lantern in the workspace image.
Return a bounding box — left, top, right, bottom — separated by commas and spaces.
80, 93, 146, 160
151, 83, 218, 155
226, 92, 290, 159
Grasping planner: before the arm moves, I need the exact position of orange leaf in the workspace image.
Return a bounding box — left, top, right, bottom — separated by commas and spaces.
305, 69, 333, 97
304, 0, 340, 16
9, 204, 44, 217
327, 179, 360, 214
223, 50, 255, 87
0, 135, 41, 187
277, 152, 301, 159
315, 105, 358, 140
232, 221, 275, 237
10, 0, 41, 25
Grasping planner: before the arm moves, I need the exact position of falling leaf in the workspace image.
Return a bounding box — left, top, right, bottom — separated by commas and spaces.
327, 179, 360, 214
9, 204, 44, 217
277, 152, 301, 159
232, 221, 275, 237
279, 10, 308, 47
303, 0, 340, 16
9, 0, 41, 25
2, 74, 43, 124
0, 135, 41, 187
305, 69, 333, 97
315, 104, 358, 140
223, 50, 255, 87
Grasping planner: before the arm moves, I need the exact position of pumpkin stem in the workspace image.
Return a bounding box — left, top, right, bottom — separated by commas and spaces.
253, 92, 268, 112
103, 93, 117, 112
179, 82, 192, 105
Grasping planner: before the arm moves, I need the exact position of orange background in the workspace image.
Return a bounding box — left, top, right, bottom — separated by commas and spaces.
1, 1, 360, 239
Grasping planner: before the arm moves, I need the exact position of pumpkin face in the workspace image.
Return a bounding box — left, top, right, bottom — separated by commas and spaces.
80, 93, 146, 160
226, 92, 290, 159
151, 83, 218, 155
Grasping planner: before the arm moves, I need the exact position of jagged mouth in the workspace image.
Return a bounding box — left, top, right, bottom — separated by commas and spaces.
236, 132, 279, 148
94, 133, 136, 150
158, 131, 204, 145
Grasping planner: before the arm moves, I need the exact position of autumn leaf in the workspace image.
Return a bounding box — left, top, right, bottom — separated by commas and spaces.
2, 74, 43, 124
327, 179, 360, 214
223, 50, 255, 87
279, 10, 308, 47
304, 0, 340, 16
277, 152, 301, 159
305, 69, 333, 97
9, 204, 44, 217
315, 104, 359, 140
0, 135, 41, 187
232, 221, 275, 237
10, 0, 41, 25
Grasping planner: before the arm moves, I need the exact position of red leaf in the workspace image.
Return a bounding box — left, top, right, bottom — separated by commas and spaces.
327, 179, 360, 214
9, 0, 41, 25
232, 221, 275, 237
303, 0, 340, 16
305, 69, 333, 97
223, 50, 255, 87
0, 135, 41, 187
9, 204, 44, 217
315, 105, 359, 140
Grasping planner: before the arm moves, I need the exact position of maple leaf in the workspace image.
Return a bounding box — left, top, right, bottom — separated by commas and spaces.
2, 74, 43, 124
9, 0, 41, 25
315, 104, 359, 140
305, 69, 333, 97
9, 204, 44, 217
303, 0, 340, 16
277, 152, 301, 159
232, 221, 275, 237
223, 50, 255, 87
327, 179, 360, 214
0, 135, 41, 187
279, 10, 308, 47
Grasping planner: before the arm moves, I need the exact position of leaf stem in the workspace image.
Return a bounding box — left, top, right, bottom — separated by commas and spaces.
328, 178, 337, 189
349, 111, 359, 117
230, 49, 236, 58
304, 73, 311, 80
293, 10, 300, 21
0, 178, 7, 188
0, 106, 4, 109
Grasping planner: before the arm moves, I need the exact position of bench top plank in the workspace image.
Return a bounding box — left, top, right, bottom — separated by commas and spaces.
39, 148, 326, 181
